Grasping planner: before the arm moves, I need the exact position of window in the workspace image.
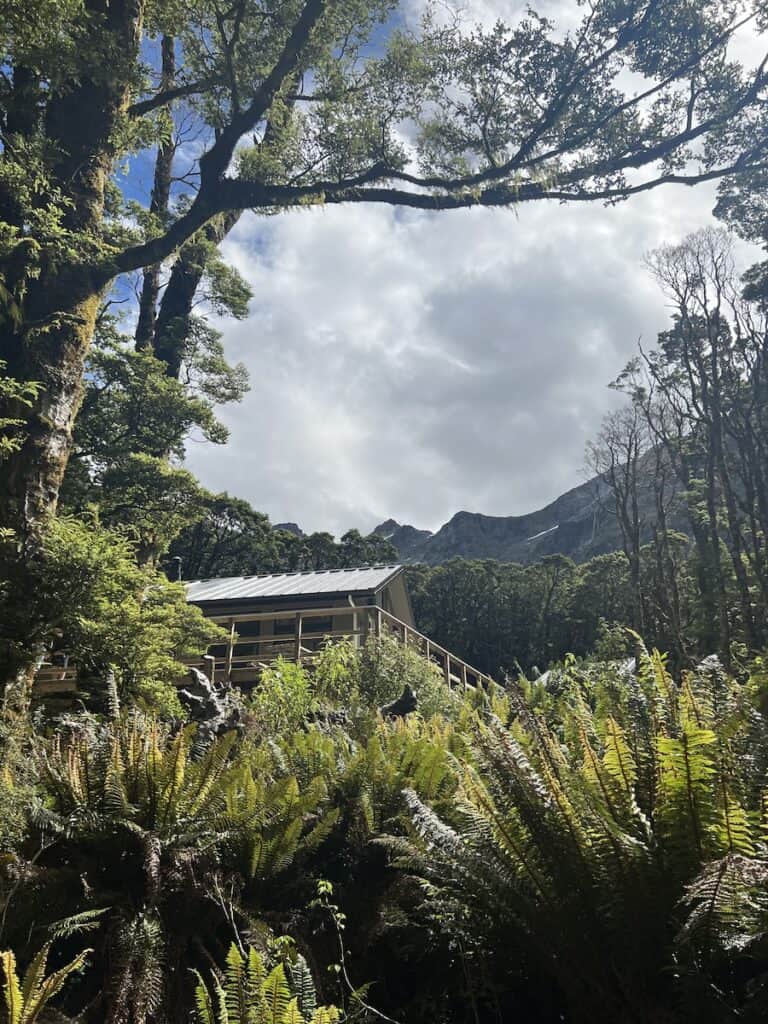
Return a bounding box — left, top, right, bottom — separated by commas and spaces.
273, 618, 295, 636
304, 616, 333, 634
236, 619, 261, 638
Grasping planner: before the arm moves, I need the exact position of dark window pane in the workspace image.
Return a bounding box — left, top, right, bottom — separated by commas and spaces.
236, 619, 261, 638
304, 616, 333, 634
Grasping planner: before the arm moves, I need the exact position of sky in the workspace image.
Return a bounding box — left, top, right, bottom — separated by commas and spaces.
182, 3, 765, 538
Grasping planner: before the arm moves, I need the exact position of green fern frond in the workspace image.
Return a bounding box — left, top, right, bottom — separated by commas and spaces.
27, 947, 91, 1019
602, 717, 638, 794
192, 970, 216, 1024
1, 950, 23, 1024
283, 997, 305, 1024
48, 907, 110, 942
1, 945, 91, 1024
287, 955, 316, 1020
262, 964, 291, 1024
678, 854, 768, 959
224, 944, 247, 1024
309, 1006, 340, 1024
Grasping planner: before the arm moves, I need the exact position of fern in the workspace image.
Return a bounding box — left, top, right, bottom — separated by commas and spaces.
397, 649, 768, 1022
194, 945, 340, 1024
262, 965, 291, 1024
678, 854, 768, 960
286, 955, 316, 1020
48, 907, 110, 942
1, 944, 91, 1024
192, 970, 216, 1024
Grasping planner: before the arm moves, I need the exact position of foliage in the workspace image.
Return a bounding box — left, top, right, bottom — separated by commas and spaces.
589, 227, 768, 667
397, 643, 768, 1023
6, 616, 768, 1022
0, 943, 90, 1024
59, 323, 246, 564
29, 516, 221, 713
170, 496, 397, 580
408, 553, 636, 678
3, 712, 341, 1022
193, 943, 340, 1024
0, 364, 39, 466
249, 660, 317, 738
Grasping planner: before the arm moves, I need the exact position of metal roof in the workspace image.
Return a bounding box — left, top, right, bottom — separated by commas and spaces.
185, 565, 403, 604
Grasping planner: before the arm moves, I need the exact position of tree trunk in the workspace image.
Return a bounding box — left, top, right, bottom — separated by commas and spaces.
0, 274, 103, 685
135, 34, 177, 351
151, 210, 242, 375
0, 0, 145, 683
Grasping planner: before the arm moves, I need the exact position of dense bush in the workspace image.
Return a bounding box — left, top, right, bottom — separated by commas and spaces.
5, 633, 768, 1023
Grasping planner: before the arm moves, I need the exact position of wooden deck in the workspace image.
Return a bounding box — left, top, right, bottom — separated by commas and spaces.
33, 605, 494, 698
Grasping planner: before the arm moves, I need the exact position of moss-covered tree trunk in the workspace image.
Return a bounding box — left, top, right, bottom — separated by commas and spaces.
0, 0, 145, 686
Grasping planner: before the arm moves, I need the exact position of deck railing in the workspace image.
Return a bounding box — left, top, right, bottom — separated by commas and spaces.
31, 664, 80, 700
182, 604, 494, 689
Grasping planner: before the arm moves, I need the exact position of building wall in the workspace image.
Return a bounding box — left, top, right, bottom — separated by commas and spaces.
192, 578, 413, 665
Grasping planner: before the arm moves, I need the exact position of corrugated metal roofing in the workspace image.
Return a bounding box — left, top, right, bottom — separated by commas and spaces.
185, 565, 403, 604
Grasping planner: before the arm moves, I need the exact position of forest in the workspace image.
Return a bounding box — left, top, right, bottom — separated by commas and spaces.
2, 0, 768, 1021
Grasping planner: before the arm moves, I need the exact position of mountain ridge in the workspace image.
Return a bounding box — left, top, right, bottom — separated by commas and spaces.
372, 471, 668, 565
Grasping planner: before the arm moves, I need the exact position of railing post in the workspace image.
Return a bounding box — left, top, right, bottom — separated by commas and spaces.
444, 654, 451, 688
226, 619, 235, 677
204, 654, 216, 684
376, 608, 382, 638
461, 664, 468, 689
294, 612, 303, 663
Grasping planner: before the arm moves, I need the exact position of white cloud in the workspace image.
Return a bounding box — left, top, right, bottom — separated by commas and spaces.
183, 175, 760, 537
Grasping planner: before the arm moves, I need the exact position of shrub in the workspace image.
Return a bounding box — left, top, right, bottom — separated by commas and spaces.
249, 658, 317, 736
33, 516, 222, 714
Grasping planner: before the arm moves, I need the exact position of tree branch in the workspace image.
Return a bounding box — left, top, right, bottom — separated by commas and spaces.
198, 0, 328, 187
382, 10, 763, 195
128, 77, 224, 117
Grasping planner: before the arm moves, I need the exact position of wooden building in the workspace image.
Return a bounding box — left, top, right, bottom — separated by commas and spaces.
34, 564, 494, 699
184, 564, 492, 688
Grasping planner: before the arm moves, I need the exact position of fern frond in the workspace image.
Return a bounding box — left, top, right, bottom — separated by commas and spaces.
283, 997, 305, 1024
48, 907, 110, 942
23, 947, 91, 1022
678, 854, 768, 958
602, 717, 638, 794
225, 944, 247, 1024
1, 950, 23, 1024
263, 964, 291, 1024
192, 970, 216, 1024
20, 944, 50, 1011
